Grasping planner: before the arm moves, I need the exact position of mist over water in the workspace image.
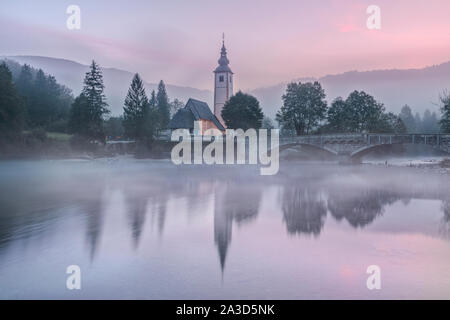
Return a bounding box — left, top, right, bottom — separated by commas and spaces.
0, 159, 449, 299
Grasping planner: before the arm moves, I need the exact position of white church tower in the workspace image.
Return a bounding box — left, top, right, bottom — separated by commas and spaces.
214, 35, 233, 127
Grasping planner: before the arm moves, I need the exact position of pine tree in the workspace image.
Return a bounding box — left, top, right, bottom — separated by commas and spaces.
0, 63, 24, 138
440, 93, 450, 133
16, 64, 33, 99
7, 61, 74, 132
29, 69, 48, 127
399, 105, 416, 133
156, 80, 170, 132
149, 90, 156, 108
414, 112, 422, 132
69, 60, 109, 142
16, 64, 33, 127
68, 94, 89, 136
422, 109, 440, 133
123, 73, 154, 140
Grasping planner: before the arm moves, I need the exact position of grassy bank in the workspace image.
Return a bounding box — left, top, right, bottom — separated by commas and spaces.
0, 131, 175, 160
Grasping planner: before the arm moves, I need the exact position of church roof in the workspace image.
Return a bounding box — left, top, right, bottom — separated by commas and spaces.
214, 65, 233, 73
169, 107, 195, 129
168, 98, 225, 131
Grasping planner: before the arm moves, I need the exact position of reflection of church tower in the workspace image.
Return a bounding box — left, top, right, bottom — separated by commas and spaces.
214, 34, 233, 127
84, 199, 103, 262
214, 186, 232, 274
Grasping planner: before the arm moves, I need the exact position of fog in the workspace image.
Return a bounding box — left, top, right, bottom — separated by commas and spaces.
0, 159, 449, 299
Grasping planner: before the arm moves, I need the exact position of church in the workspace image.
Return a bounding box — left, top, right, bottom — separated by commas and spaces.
168, 37, 233, 134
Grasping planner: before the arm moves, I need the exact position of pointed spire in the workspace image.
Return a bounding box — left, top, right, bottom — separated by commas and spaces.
221, 33, 226, 54
219, 34, 228, 64
215, 33, 232, 73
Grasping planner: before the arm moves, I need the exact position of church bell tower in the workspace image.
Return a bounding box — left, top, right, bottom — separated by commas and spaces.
214, 34, 233, 127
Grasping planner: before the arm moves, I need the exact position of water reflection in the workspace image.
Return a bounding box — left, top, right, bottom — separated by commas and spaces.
438, 199, 450, 239
214, 182, 262, 271
281, 185, 326, 236
84, 197, 104, 261
124, 190, 148, 249
327, 189, 398, 228
1, 161, 450, 296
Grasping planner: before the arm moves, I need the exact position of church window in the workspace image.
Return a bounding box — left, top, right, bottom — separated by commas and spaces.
219, 75, 224, 82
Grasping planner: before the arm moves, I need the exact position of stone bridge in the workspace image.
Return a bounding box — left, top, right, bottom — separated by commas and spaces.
278, 133, 450, 159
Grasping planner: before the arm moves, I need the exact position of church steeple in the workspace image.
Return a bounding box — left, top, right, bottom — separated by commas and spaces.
215, 34, 232, 73
214, 34, 233, 126
217, 34, 230, 70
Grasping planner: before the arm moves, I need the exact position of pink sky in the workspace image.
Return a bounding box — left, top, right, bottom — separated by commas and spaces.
2, 0, 450, 90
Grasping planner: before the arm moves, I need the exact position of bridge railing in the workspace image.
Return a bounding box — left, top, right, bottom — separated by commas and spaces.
280, 133, 450, 146
366, 133, 450, 146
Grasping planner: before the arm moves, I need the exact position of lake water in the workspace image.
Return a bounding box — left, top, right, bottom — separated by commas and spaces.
0, 159, 449, 299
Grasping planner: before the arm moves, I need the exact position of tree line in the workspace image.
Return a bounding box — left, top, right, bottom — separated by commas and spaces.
1, 61, 450, 149
220, 81, 450, 135
68, 61, 178, 146
0, 60, 74, 139
398, 104, 441, 134
0, 60, 179, 149
275, 81, 450, 136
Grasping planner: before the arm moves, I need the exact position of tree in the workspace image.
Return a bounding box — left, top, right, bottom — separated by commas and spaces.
399, 105, 416, 133
276, 82, 327, 135
261, 116, 275, 129
68, 60, 109, 142
0, 63, 24, 138
377, 112, 407, 133
322, 91, 400, 133
29, 70, 72, 129
414, 112, 422, 132
440, 92, 450, 133
68, 94, 89, 135
156, 80, 170, 132
170, 98, 184, 116
222, 91, 264, 130
326, 97, 351, 132
422, 109, 440, 133
392, 115, 407, 133
344, 90, 385, 133
9, 62, 74, 131
149, 90, 156, 108
105, 116, 124, 139
122, 73, 155, 141
15, 64, 33, 101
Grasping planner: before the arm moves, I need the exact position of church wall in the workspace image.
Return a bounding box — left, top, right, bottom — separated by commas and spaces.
214, 72, 233, 126
199, 119, 224, 135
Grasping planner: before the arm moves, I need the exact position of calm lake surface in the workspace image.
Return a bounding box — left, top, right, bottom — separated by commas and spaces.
0, 159, 449, 299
